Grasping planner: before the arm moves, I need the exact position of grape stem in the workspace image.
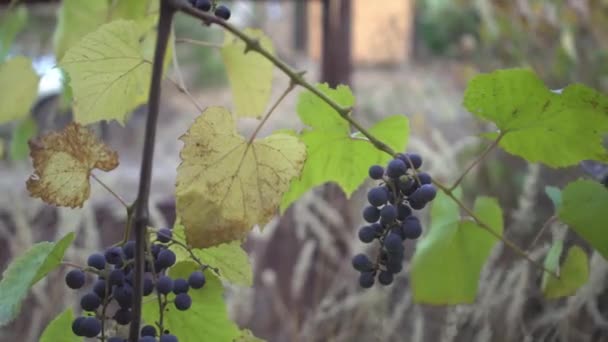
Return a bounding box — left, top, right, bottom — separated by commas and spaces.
247, 82, 295, 145
91, 173, 129, 209
129, 0, 175, 340
433, 180, 560, 279
448, 131, 506, 192
152, 227, 220, 274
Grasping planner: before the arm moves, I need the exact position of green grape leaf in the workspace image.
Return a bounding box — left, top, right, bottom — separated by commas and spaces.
0, 233, 75, 326
10, 117, 37, 161
109, 0, 153, 20
280, 84, 408, 211
464, 69, 608, 167
172, 224, 253, 286
220, 29, 275, 118
545, 186, 562, 211
0, 5, 28, 60
0, 56, 40, 124
542, 245, 589, 298
39, 309, 79, 342
176, 107, 306, 248
52, 0, 109, 60
60, 20, 153, 125
558, 179, 608, 260
142, 261, 240, 342
411, 191, 504, 304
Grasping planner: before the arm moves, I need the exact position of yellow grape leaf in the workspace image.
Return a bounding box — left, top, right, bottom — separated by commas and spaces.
26, 123, 119, 208
176, 107, 306, 248
220, 29, 275, 118
0, 57, 40, 124
60, 20, 153, 125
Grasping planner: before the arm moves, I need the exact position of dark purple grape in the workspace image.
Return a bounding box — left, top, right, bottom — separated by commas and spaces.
402, 216, 422, 239
157, 249, 176, 269
108, 269, 125, 286
72, 316, 86, 336
380, 205, 397, 224
122, 240, 136, 260
107, 337, 125, 342
359, 271, 375, 288
367, 187, 389, 207
214, 4, 231, 20
156, 275, 173, 294
409, 198, 426, 210
362, 206, 380, 223
93, 279, 107, 298
80, 317, 101, 338
417, 172, 432, 185
80, 292, 101, 311
194, 0, 211, 11
352, 253, 374, 272
173, 278, 189, 294
113, 308, 132, 325
65, 269, 85, 289
386, 159, 407, 178
174, 293, 192, 310
160, 334, 179, 342
410, 184, 437, 203
151, 244, 164, 258
140, 337, 156, 342
404, 153, 422, 169
383, 232, 402, 252
87, 253, 106, 270
368, 165, 384, 180
141, 325, 157, 337
396, 204, 412, 220
358, 225, 377, 243
378, 271, 394, 285
370, 222, 384, 235
105, 246, 123, 265
188, 271, 206, 289
143, 275, 154, 296
113, 284, 133, 308
386, 258, 403, 274
157, 228, 172, 243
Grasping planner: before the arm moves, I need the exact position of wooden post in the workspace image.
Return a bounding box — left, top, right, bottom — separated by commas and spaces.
320, 0, 352, 87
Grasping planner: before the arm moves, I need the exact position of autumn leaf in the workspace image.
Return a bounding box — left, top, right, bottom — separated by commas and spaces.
26, 123, 119, 208
176, 107, 306, 248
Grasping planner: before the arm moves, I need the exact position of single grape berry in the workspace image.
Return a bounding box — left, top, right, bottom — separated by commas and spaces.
386, 159, 407, 178
404, 153, 423, 169
93, 279, 107, 298
370, 222, 384, 235
358, 225, 376, 243
174, 293, 192, 311
65, 269, 86, 289
140, 337, 156, 342
72, 316, 86, 336
143, 275, 155, 296
352, 253, 373, 272
157, 249, 177, 269
107, 337, 125, 342
386, 258, 403, 274
87, 253, 106, 270
114, 308, 132, 325
141, 325, 157, 337
157, 228, 172, 243
402, 216, 422, 239
214, 4, 231, 20
417, 172, 432, 185
409, 198, 426, 210
122, 240, 136, 260
359, 271, 375, 288
396, 204, 412, 220
410, 184, 437, 204
156, 275, 173, 294
80, 292, 101, 311
113, 284, 134, 308
380, 205, 397, 224
80, 317, 102, 338
383, 232, 403, 253
378, 271, 394, 285
195, 0, 211, 11
173, 278, 190, 294
108, 269, 125, 286
160, 334, 179, 342
367, 187, 389, 207
362, 206, 380, 223
151, 244, 164, 258
368, 165, 384, 180
105, 246, 123, 265
188, 271, 206, 289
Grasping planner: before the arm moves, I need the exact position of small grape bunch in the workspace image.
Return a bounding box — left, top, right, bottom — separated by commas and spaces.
66, 227, 207, 341
352, 153, 437, 288
188, 0, 231, 20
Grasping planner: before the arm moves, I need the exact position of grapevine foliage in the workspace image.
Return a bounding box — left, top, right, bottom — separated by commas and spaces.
0, 0, 607, 340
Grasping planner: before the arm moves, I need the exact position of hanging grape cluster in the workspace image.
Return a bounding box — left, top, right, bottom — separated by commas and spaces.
352, 153, 437, 288
65, 228, 206, 341
188, 0, 231, 20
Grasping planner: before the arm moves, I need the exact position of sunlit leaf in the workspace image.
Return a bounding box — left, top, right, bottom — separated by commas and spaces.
0, 233, 75, 326
26, 123, 119, 208
39, 309, 79, 342
411, 190, 504, 304
464, 69, 608, 167
559, 179, 608, 260
142, 261, 240, 342
176, 107, 306, 248
542, 245, 589, 298
60, 20, 153, 125
221, 29, 275, 118
0, 56, 40, 124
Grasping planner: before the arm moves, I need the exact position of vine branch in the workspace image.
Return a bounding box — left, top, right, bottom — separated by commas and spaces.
129, 0, 175, 340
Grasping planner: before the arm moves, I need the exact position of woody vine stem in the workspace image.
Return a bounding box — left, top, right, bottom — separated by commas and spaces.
130, 0, 558, 339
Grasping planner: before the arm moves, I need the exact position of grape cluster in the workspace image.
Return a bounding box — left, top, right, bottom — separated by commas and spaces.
352, 153, 437, 288
188, 0, 231, 20
65, 227, 207, 341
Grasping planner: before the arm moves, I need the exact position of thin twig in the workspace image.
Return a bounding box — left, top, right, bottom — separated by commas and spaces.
129, 0, 175, 340
91, 173, 129, 209
433, 180, 560, 279
528, 215, 558, 251
175, 37, 223, 48
169, 39, 205, 112
247, 82, 295, 145
166, 76, 204, 113
449, 131, 506, 191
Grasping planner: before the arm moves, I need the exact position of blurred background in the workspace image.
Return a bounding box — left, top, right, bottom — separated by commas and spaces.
1, 0, 607, 341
